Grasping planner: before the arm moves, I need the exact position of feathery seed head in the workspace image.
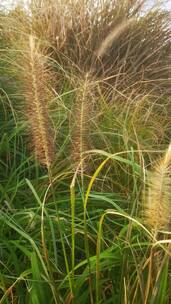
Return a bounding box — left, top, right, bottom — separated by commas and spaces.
20, 34, 55, 168
70, 74, 95, 172
144, 144, 171, 232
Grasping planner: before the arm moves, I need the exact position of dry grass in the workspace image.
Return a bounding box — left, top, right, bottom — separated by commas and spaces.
19, 34, 55, 168
1, 0, 171, 169
0, 1, 171, 303
29, 1, 171, 94
70, 73, 96, 171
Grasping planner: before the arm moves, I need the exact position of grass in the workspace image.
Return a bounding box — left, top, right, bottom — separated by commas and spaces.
0, 0, 171, 303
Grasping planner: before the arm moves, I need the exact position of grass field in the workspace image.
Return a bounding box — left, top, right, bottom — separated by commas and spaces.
0, 1, 171, 303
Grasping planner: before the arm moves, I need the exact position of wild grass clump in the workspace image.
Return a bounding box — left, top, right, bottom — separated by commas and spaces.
28, 0, 171, 170
0, 1, 171, 304
2, 0, 171, 171
30, 0, 171, 94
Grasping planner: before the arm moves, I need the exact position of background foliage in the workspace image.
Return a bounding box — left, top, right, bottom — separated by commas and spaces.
0, 1, 171, 303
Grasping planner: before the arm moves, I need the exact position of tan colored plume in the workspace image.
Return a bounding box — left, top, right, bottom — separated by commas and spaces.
21, 35, 55, 168
144, 143, 171, 231
96, 18, 135, 58
70, 74, 94, 172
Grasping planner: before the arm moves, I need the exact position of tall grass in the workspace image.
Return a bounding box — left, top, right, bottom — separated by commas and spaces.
19, 34, 55, 168
0, 0, 171, 303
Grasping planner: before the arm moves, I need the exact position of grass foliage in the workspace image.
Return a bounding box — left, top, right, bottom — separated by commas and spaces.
0, 0, 171, 303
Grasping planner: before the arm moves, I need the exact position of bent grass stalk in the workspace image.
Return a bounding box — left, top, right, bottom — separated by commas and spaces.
96, 211, 154, 304
95, 18, 135, 59
0, 270, 31, 304
82, 150, 142, 303
47, 170, 74, 297
42, 170, 75, 299
25, 178, 61, 303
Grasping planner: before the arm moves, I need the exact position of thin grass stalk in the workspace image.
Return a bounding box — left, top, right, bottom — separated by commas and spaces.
25, 178, 61, 303
70, 183, 76, 291
40, 182, 61, 303
48, 169, 74, 296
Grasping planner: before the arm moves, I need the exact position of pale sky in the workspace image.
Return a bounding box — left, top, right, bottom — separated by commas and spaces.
0, 0, 27, 10
1, 0, 171, 11
145, 0, 171, 10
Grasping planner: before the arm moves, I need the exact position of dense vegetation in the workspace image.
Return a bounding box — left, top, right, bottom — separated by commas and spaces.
0, 1, 171, 303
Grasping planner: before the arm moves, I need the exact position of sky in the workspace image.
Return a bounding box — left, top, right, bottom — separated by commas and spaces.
1, 0, 171, 11
145, 0, 171, 10
156, 0, 171, 9
1, 0, 27, 10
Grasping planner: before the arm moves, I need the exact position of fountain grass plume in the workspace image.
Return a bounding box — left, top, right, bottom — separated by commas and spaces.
70, 73, 95, 172
144, 143, 171, 232
21, 34, 55, 168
